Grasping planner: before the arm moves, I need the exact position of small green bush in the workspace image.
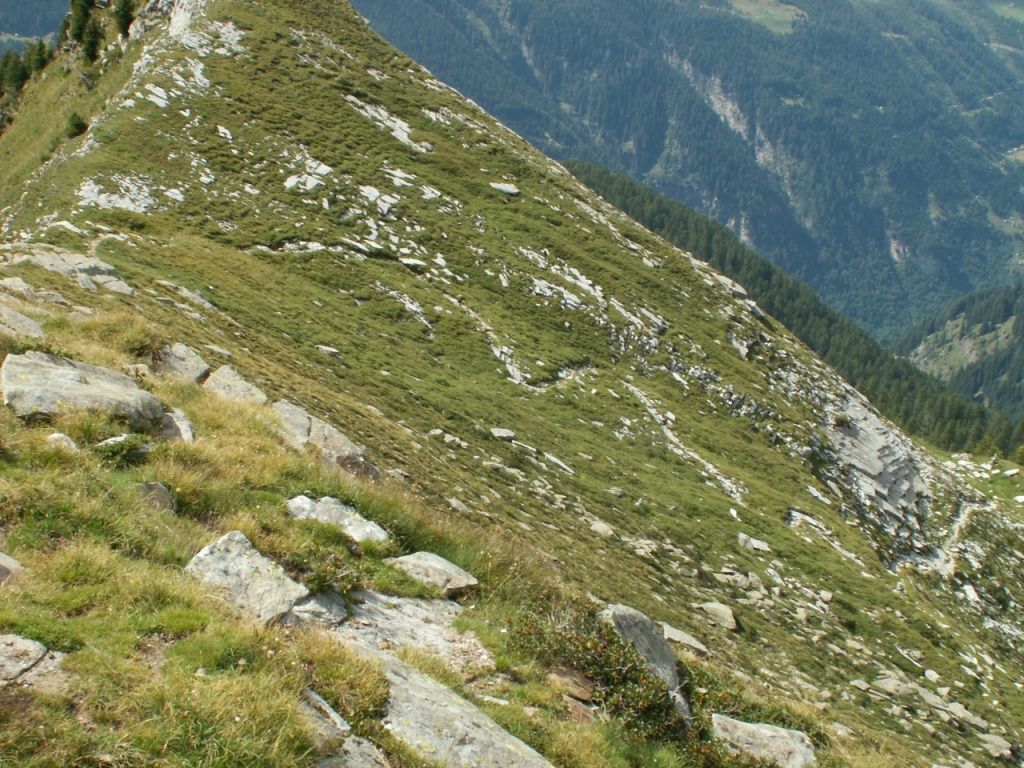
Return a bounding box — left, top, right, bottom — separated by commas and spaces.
65, 112, 88, 138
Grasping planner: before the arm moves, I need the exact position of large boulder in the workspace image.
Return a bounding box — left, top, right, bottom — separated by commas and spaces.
185, 531, 308, 625
287, 496, 389, 544
383, 552, 478, 597
600, 604, 691, 720
711, 714, 817, 768
0, 304, 44, 339
273, 400, 376, 475
155, 343, 210, 384
203, 366, 268, 404
1, 352, 164, 429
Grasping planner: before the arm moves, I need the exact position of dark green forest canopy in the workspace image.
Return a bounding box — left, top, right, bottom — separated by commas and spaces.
568, 160, 1024, 455
351, 0, 1024, 340
0, 0, 67, 37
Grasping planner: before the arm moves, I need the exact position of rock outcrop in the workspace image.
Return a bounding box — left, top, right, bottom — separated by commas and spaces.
155, 343, 210, 384
0, 634, 69, 694
203, 366, 268, 404
185, 531, 309, 625
711, 714, 817, 768
135, 482, 177, 513
383, 552, 478, 597
287, 496, 389, 544
1, 352, 164, 429
600, 604, 691, 721
273, 400, 376, 475
0, 304, 44, 339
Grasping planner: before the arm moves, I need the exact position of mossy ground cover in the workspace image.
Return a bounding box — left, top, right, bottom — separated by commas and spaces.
0, 1, 1022, 765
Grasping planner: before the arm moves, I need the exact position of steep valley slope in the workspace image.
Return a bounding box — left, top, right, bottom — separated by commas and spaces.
1, 1, 1023, 766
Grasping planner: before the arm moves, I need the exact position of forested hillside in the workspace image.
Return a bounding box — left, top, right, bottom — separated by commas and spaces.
351, 0, 1024, 340
898, 282, 1024, 424
570, 161, 1024, 454
0, 1, 67, 38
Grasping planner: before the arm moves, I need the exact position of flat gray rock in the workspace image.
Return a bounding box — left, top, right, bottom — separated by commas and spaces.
317, 736, 389, 767
155, 343, 210, 384
46, 433, 79, 451
136, 482, 177, 513
384, 552, 478, 597
490, 428, 516, 441
281, 592, 349, 628
287, 496, 389, 544
712, 714, 817, 768
17, 650, 69, 694
273, 400, 375, 475
203, 366, 268, 405
661, 622, 709, 658
159, 408, 195, 442
0, 634, 47, 681
1, 352, 164, 429
0, 304, 44, 339
300, 687, 351, 747
698, 602, 738, 631
185, 531, 308, 625
0, 552, 23, 584
600, 604, 691, 720
380, 655, 554, 768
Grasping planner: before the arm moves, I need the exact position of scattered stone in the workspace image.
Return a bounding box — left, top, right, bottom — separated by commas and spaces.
155, 343, 210, 384
272, 400, 376, 475
287, 495, 389, 544
711, 714, 817, 768
384, 552, 478, 597
738, 532, 772, 553
0, 635, 47, 681
159, 408, 195, 442
979, 733, 1013, 759
316, 345, 342, 359
204, 344, 233, 358
317, 736, 389, 767
600, 604, 691, 720
0, 305, 44, 339
135, 482, 177, 513
96, 434, 153, 461
564, 695, 596, 724
924, 669, 940, 684
1002, 468, 1019, 478
1, 352, 164, 429
185, 531, 309, 625
46, 433, 79, 452
490, 428, 516, 441
0, 552, 23, 584
203, 366, 268, 404
661, 622, 709, 657
547, 667, 594, 702
697, 602, 738, 631
282, 592, 349, 628
589, 520, 615, 537
489, 182, 521, 196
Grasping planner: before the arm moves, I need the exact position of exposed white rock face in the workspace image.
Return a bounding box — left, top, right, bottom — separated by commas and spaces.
155, 343, 210, 383
0, 305, 44, 339
1, 352, 164, 429
712, 714, 817, 768
185, 531, 308, 625
0, 244, 134, 296
489, 182, 520, 196
287, 495, 390, 544
384, 552, 478, 597
824, 392, 933, 563
203, 365, 268, 405
600, 604, 691, 721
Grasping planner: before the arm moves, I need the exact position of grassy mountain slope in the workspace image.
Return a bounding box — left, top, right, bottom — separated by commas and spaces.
348, 0, 1024, 340
567, 160, 1024, 455
1, 1, 1023, 766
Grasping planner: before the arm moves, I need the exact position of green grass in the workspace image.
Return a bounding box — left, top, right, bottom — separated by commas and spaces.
725, 0, 805, 33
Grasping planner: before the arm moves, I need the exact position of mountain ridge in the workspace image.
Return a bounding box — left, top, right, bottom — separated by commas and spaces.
0, 1, 1022, 766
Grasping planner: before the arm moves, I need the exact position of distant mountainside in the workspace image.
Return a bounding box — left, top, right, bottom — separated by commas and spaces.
898, 281, 1024, 424
350, 0, 1024, 340
0, 1, 67, 38
569, 160, 1024, 453
1, 1, 1024, 767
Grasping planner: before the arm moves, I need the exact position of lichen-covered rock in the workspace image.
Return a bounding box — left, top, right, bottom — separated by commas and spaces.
711, 714, 817, 768
203, 365, 268, 404
0, 635, 47, 681
317, 737, 389, 767
273, 400, 376, 475
600, 604, 691, 720
185, 531, 308, 625
136, 482, 177, 513
159, 408, 195, 442
287, 495, 389, 544
155, 343, 210, 384
384, 552, 478, 597
1, 352, 164, 429
0, 304, 44, 339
